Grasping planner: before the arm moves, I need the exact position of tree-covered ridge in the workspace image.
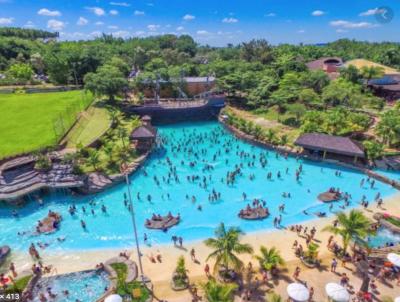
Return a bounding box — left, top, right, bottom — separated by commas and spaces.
0, 27, 58, 39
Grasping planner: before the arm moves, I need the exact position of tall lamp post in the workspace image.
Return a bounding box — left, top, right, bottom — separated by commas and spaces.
124, 173, 145, 283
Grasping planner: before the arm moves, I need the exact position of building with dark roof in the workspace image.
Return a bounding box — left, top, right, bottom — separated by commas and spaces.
306, 57, 343, 79
295, 133, 365, 163
130, 116, 157, 152
368, 74, 400, 102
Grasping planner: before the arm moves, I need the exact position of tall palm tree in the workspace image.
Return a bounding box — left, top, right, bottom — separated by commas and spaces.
202, 279, 237, 302
116, 145, 131, 167
117, 127, 128, 148
204, 223, 253, 275
323, 210, 371, 253
87, 149, 100, 171
254, 246, 285, 273
103, 144, 114, 162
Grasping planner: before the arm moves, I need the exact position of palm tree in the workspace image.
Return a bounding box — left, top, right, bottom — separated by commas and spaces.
265, 129, 276, 144
323, 210, 371, 253
87, 149, 100, 171
103, 144, 114, 162
117, 127, 128, 147
204, 223, 253, 276
116, 145, 131, 167
254, 246, 285, 274
108, 109, 122, 128
202, 279, 237, 302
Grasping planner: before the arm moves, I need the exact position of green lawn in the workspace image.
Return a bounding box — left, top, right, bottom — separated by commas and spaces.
65, 105, 110, 148
0, 90, 93, 159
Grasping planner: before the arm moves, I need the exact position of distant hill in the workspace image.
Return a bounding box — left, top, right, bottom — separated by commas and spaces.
0, 27, 58, 40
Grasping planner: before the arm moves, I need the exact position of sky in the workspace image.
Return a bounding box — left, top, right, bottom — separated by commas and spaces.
0, 0, 399, 46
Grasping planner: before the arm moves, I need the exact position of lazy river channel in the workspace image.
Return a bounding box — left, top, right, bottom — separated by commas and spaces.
0, 121, 398, 252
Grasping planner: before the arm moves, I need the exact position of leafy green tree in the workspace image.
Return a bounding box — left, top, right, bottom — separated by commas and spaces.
301, 70, 330, 93
202, 279, 237, 302
363, 140, 384, 160
287, 103, 306, 123
7, 62, 33, 83
204, 223, 253, 275
376, 109, 400, 147
254, 246, 285, 273
298, 88, 320, 107
84, 64, 128, 102
323, 210, 371, 253
321, 79, 361, 108
340, 65, 361, 84
240, 39, 274, 64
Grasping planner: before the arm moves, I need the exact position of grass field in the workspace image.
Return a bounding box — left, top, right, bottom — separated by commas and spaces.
65, 104, 111, 148
0, 90, 93, 159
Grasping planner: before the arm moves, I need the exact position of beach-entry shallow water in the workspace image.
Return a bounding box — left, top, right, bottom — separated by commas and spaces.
31, 270, 109, 302
0, 121, 398, 252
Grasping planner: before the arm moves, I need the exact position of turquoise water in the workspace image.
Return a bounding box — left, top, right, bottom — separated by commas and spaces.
31, 270, 109, 302
367, 227, 400, 248
0, 121, 398, 252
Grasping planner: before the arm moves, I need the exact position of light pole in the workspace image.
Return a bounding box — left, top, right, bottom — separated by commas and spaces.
124, 172, 165, 302
124, 173, 145, 283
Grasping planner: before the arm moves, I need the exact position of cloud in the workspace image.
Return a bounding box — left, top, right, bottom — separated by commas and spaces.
90, 31, 102, 37
336, 29, 348, 33
112, 30, 130, 38
108, 25, 118, 29
38, 8, 61, 17
134, 10, 145, 16
77, 17, 88, 26
222, 17, 238, 23
24, 21, 35, 28
95, 21, 104, 26
265, 13, 276, 17
196, 30, 209, 35
311, 10, 325, 16
109, 2, 130, 7
359, 8, 385, 17
0, 17, 13, 25
47, 19, 65, 31
135, 30, 145, 36
176, 26, 184, 31
147, 24, 160, 31
86, 7, 106, 16
183, 14, 195, 21
109, 9, 118, 16
330, 20, 379, 29
297, 29, 305, 33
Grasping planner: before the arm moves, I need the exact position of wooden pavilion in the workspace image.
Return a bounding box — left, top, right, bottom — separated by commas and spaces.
295, 133, 365, 163
129, 115, 157, 153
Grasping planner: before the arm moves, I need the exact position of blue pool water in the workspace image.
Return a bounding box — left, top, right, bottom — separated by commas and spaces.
31, 270, 109, 302
0, 121, 398, 252
367, 227, 400, 248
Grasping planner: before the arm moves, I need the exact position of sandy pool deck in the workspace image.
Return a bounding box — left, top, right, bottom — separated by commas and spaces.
5, 192, 400, 301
